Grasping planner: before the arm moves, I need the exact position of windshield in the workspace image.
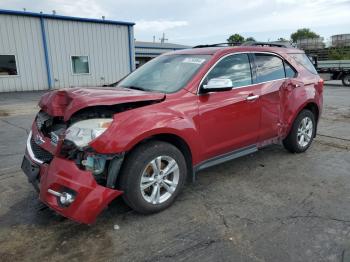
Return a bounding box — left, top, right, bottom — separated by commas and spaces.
119, 54, 211, 93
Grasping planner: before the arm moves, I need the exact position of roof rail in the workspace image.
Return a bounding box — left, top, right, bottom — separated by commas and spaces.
193, 41, 295, 49
193, 42, 242, 48
242, 41, 291, 48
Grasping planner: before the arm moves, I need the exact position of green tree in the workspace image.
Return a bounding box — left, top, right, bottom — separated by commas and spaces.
328, 47, 350, 60
227, 34, 245, 44
245, 37, 256, 42
277, 37, 288, 41
290, 28, 320, 42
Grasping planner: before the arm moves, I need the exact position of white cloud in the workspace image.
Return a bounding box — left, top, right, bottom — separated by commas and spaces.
135, 20, 189, 32
1, 0, 350, 44
50, 0, 108, 18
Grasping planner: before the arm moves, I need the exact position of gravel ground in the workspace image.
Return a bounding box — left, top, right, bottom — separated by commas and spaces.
0, 83, 349, 262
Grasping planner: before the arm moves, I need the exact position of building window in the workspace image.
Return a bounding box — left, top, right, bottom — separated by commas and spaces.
0, 55, 18, 76
71, 56, 89, 74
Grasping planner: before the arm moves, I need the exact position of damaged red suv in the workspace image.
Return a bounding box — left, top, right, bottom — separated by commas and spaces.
22, 44, 323, 224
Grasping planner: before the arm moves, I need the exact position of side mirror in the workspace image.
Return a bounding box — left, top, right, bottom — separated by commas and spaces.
202, 78, 233, 92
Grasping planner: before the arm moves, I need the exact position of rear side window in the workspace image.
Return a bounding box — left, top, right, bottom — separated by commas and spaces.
205, 53, 252, 88
289, 53, 318, 75
253, 54, 285, 83
284, 62, 297, 78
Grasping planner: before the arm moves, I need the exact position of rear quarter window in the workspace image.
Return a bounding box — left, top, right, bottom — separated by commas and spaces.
289, 53, 318, 75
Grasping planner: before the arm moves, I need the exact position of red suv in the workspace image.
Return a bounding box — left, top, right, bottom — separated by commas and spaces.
22, 44, 323, 224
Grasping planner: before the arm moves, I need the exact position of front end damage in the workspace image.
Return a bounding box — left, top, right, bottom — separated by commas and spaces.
21, 88, 166, 224
22, 116, 124, 224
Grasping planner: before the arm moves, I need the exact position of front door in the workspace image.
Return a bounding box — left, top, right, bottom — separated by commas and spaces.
198, 53, 261, 161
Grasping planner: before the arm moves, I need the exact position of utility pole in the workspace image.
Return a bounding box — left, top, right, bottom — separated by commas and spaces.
159, 33, 168, 44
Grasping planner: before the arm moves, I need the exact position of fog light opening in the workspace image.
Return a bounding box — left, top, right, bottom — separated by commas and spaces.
48, 188, 76, 207
59, 192, 75, 206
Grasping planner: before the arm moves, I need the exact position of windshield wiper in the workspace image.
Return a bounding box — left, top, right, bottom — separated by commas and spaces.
123, 86, 147, 91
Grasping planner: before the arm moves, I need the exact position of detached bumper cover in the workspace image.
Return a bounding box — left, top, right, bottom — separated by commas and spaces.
38, 157, 122, 224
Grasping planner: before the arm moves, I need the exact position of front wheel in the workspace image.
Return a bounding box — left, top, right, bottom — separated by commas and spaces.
342, 74, 350, 87
283, 109, 316, 153
119, 141, 187, 214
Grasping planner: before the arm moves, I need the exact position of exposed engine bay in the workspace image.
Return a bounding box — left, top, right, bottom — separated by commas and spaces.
35, 100, 160, 190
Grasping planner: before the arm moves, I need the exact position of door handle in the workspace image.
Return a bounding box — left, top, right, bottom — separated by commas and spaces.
291, 83, 300, 88
246, 95, 259, 101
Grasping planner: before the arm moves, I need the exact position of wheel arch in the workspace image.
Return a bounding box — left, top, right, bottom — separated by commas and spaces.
122, 133, 195, 183
285, 101, 320, 138
304, 102, 320, 123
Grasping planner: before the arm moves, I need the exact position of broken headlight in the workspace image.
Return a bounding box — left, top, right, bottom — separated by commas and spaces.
65, 118, 113, 148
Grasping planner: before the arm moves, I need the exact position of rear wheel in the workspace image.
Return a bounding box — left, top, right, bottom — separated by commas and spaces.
119, 141, 187, 214
283, 109, 316, 153
342, 74, 350, 87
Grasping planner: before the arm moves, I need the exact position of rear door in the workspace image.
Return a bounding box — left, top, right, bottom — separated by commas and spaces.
250, 53, 293, 142
198, 53, 261, 160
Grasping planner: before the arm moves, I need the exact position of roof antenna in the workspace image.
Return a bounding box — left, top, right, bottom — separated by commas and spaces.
102, 16, 105, 20
159, 32, 168, 44
52, 10, 56, 15
23, 8, 26, 12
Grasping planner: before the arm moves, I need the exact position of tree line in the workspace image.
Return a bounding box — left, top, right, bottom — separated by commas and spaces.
227, 28, 320, 44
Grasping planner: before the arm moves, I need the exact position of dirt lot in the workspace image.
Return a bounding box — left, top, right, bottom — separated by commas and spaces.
0, 83, 349, 262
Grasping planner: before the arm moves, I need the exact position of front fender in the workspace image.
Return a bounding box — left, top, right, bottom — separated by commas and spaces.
89, 108, 201, 164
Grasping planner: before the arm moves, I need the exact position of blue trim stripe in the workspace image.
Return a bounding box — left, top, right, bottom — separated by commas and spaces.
135, 46, 188, 50
39, 17, 52, 90
127, 26, 133, 72
135, 52, 166, 56
0, 9, 135, 26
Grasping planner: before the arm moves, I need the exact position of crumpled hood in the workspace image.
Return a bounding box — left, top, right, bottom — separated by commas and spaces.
39, 87, 166, 121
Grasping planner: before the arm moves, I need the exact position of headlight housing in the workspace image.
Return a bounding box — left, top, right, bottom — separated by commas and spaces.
65, 118, 113, 148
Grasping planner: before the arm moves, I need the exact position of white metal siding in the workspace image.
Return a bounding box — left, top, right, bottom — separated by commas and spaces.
44, 19, 131, 88
0, 15, 47, 92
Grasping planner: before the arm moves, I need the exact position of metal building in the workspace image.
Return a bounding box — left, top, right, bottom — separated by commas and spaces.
0, 9, 135, 92
135, 41, 190, 67
331, 34, 350, 47
296, 38, 325, 50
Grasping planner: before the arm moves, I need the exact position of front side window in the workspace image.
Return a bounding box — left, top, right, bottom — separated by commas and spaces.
253, 54, 285, 83
289, 53, 318, 75
119, 54, 211, 93
204, 54, 252, 88
72, 56, 89, 74
0, 55, 18, 76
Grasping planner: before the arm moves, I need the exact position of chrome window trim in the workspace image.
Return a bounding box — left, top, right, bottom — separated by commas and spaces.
197, 51, 288, 94
26, 131, 44, 164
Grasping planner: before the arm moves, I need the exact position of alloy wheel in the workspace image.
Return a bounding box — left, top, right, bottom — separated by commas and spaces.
140, 156, 179, 204
297, 116, 313, 148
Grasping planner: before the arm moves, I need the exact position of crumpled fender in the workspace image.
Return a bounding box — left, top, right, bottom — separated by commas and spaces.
89, 105, 201, 164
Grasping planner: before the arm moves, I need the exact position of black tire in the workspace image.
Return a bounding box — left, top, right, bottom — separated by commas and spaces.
283, 109, 316, 153
119, 140, 187, 214
342, 74, 350, 87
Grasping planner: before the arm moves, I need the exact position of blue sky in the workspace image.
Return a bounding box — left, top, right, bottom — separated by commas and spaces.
1, 0, 350, 46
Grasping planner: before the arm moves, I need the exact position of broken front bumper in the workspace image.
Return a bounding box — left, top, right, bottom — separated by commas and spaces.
22, 131, 122, 224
